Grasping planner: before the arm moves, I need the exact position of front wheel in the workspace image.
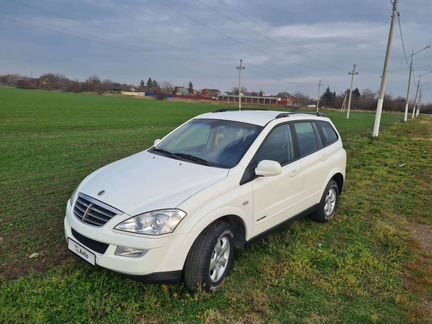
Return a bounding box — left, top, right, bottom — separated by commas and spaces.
310, 179, 340, 222
184, 221, 234, 291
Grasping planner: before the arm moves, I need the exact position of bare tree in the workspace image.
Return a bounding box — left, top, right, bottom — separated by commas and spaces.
160, 82, 174, 95
231, 86, 247, 95
292, 91, 311, 105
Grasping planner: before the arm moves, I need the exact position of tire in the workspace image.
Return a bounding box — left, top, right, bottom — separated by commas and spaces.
184, 221, 234, 292
310, 179, 340, 223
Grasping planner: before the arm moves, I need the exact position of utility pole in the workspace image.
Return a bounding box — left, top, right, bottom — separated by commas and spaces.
372, 0, 398, 137
412, 72, 432, 118
236, 59, 245, 111
404, 50, 414, 122
340, 92, 347, 112
416, 89, 423, 117
412, 77, 421, 119
316, 80, 323, 112
404, 45, 431, 122
347, 64, 359, 119
417, 85, 431, 117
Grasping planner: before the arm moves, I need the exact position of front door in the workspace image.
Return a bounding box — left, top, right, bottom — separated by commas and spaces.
251, 123, 307, 235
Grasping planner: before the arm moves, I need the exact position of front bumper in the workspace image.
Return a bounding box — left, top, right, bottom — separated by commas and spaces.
64, 200, 189, 278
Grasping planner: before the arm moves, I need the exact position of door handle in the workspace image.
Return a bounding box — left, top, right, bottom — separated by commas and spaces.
289, 169, 299, 177
320, 154, 329, 161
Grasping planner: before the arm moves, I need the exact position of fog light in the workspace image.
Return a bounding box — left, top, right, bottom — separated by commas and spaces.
114, 246, 147, 258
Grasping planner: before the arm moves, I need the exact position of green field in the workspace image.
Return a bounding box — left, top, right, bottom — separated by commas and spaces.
0, 88, 431, 323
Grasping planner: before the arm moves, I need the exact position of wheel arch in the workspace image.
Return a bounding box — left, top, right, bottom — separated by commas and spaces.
187, 214, 247, 251
317, 170, 345, 205
216, 215, 247, 249
331, 172, 344, 194
181, 214, 247, 275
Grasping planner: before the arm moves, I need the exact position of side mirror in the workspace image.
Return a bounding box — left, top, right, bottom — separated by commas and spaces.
154, 139, 161, 146
255, 160, 282, 177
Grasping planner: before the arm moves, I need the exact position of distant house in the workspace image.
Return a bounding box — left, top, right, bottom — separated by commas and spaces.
174, 86, 190, 96
217, 94, 281, 105
200, 88, 220, 99
120, 91, 145, 97
217, 93, 297, 106
104, 88, 121, 95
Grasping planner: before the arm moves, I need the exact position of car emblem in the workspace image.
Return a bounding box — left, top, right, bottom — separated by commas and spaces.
98, 190, 105, 196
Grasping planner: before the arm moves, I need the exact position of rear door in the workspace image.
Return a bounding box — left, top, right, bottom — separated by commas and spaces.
291, 121, 327, 206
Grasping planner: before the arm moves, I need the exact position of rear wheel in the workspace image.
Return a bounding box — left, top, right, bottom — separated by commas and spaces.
184, 221, 234, 291
310, 179, 340, 222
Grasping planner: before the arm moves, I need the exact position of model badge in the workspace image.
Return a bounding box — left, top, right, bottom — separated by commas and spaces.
98, 190, 105, 196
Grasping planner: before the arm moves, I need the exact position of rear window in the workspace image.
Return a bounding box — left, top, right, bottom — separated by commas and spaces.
318, 121, 338, 146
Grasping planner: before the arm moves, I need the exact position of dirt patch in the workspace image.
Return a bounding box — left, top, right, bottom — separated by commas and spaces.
412, 137, 432, 142
405, 223, 432, 322
0, 247, 75, 281
411, 223, 432, 253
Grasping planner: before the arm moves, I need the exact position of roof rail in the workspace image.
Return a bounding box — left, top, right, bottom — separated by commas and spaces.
213, 108, 268, 113
275, 113, 291, 118
275, 112, 327, 119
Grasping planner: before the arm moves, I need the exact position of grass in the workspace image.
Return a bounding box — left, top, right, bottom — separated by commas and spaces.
0, 88, 431, 323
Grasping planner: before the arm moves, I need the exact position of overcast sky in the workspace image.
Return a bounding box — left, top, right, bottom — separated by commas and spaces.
1, 0, 431, 102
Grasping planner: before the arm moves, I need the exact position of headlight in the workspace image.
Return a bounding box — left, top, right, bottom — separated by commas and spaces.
114, 209, 186, 235
70, 186, 79, 205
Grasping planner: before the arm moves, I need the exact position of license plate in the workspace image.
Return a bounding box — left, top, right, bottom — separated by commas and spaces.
68, 238, 96, 266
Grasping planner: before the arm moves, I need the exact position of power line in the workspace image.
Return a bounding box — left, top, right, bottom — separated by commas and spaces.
9, 0, 234, 72
217, 0, 345, 73
154, 0, 249, 48
10, 0, 195, 56
153, 0, 317, 77
190, 0, 338, 74
397, 13, 410, 68
154, 0, 323, 75
193, 0, 304, 56
9, 0, 298, 88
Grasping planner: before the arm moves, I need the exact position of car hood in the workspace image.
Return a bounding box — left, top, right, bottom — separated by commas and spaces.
78, 151, 229, 215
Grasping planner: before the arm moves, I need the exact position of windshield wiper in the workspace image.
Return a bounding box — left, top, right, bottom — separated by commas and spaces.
149, 147, 180, 159
173, 153, 218, 167
150, 148, 218, 167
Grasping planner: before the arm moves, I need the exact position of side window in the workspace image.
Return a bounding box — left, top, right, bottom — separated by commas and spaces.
254, 124, 294, 165
318, 121, 338, 146
293, 122, 321, 157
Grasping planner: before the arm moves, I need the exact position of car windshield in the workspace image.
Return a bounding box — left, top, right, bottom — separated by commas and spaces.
150, 118, 262, 168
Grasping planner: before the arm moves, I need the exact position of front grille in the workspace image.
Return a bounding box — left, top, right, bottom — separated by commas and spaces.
71, 228, 109, 254
73, 193, 122, 227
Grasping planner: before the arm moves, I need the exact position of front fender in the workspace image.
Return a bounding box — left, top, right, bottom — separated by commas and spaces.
159, 206, 251, 273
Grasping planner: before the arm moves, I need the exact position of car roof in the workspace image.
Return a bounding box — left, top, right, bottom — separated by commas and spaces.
195, 110, 328, 127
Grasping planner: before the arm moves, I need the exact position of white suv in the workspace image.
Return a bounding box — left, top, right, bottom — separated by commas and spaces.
65, 110, 346, 291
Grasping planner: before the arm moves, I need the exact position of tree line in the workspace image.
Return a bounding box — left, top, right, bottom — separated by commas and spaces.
0, 73, 430, 113
316, 86, 431, 114
0, 73, 174, 96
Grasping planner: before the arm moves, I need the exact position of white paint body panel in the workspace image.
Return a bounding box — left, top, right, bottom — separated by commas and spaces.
78, 151, 228, 216
64, 111, 346, 276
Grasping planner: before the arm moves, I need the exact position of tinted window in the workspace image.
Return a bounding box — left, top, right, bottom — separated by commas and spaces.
294, 122, 320, 157
319, 122, 338, 146
254, 124, 294, 165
